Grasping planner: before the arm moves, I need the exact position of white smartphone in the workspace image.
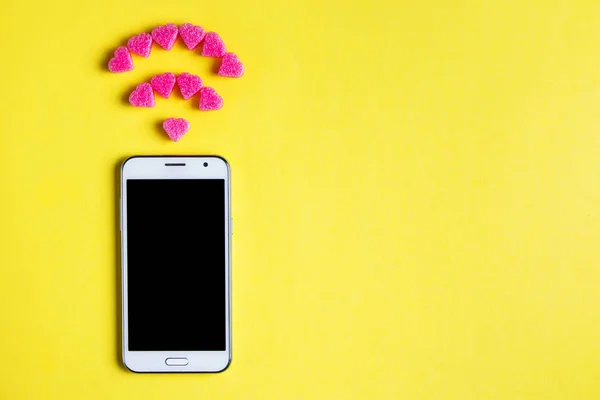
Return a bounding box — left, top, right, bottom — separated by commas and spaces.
120, 156, 231, 373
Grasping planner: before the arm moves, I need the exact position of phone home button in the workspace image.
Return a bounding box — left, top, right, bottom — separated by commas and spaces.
165, 357, 189, 366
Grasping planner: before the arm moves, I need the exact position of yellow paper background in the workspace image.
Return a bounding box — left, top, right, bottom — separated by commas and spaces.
1, 0, 600, 398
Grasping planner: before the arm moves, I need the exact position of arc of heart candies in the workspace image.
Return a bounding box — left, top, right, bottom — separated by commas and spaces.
108, 23, 244, 78
130, 73, 222, 109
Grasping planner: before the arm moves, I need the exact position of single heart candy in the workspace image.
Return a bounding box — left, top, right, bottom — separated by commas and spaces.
108, 46, 133, 73
127, 33, 152, 58
179, 23, 205, 50
152, 24, 178, 50
176, 73, 203, 100
218, 52, 244, 78
199, 87, 223, 111
163, 118, 190, 142
151, 72, 176, 98
201, 32, 226, 57
129, 83, 155, 107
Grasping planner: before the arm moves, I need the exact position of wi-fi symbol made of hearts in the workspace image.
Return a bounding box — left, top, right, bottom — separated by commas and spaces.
108, 23, 244, 142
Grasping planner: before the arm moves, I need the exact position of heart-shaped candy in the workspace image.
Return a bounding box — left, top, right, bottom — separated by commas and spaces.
179, 23, 205, 50
218, 52, 244, 78
127, 33, 152, 57
151, 72, 176, 98
163, 118, 190, 142
177, 73, 203, 100
199, 87, 223, 111
201, 32, 226, 57
152, 24, 178, 50
129, 83, 155, 107
108, 47, 133, 73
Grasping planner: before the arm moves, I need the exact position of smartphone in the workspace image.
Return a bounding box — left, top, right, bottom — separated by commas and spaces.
120, 156, 231, 373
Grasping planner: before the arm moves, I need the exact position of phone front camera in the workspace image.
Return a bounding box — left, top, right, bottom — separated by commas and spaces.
203, 162, 208, 167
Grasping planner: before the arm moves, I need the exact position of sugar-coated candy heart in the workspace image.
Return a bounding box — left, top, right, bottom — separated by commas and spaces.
201, 32, 226, 57
108, 46, 133, 73
176, 73, 203, 100
199, 87, 223, 111
163, 118, 190, 142
152, 24, 178, 50
127, 33, 152, 58
218, 52, 244, 78
129, 83, 155, 107
179, 23, 205, 50
151, 72, 176, 98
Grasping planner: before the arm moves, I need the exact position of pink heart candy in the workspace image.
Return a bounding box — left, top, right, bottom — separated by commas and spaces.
163, 118, 190, 142
129, 83, 155, 107
199, 87, 223, 111
218, 52, 244, 78
176, 73, 203, 100
152, 24, 178, 50
127, 33, 152, 58
179, 23, 205, 50
108, 46, 133, 73
201, 32, 226, 57
151, 72, 176, 98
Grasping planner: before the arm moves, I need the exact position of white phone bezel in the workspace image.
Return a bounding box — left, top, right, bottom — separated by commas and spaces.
120, 156, 231, 373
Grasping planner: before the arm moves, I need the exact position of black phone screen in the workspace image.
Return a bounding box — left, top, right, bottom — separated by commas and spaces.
126, 179, 226, 351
